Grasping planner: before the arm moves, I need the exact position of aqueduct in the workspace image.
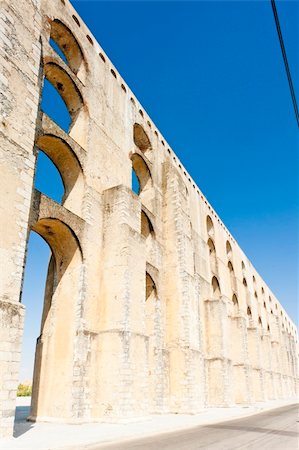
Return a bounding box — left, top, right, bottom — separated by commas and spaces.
0, 0, 298, 439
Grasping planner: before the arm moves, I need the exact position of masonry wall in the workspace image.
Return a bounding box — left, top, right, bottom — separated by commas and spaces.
0, 0, 298, 440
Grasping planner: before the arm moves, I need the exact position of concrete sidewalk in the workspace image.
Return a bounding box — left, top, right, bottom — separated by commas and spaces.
0, 397, 298, 450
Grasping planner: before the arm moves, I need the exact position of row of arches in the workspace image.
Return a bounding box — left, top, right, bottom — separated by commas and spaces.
206, 214, 292, 333
18, 16, 90, 419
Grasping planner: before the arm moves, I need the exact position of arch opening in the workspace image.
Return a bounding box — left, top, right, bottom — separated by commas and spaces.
141, 210, 154, 239
208, 238, 217, 275
41, 78, 71, 133
208, 238, 216, 255
44, 63, 83, 124
131, 153, 153, 197
212, 276, 221, 298
145, 272, 158, 339
228, 261, 237, 292
132, 169, 140, 195
232, 294, 239, 315
146, 272, 156, 302
206, 215, 214, 236
226, 240, 232, 258
34, 150, 64, 204
36, 134, 84, 215
18, 217, 82, 423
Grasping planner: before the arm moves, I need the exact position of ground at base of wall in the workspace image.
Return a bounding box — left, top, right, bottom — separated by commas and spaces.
0, 397, 298, 450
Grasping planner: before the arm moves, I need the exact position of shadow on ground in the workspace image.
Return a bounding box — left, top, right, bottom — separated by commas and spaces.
13, 405, 34, 437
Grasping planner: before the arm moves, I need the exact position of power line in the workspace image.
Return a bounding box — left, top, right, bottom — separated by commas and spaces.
271, 0, 299, 128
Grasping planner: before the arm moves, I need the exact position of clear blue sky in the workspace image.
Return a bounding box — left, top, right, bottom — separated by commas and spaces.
20, 0, 298, 381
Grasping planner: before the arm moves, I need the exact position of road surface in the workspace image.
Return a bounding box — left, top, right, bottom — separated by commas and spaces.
86, 404, 299, 450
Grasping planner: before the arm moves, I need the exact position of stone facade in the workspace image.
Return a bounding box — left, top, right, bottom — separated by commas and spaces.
0, 0, 298, 440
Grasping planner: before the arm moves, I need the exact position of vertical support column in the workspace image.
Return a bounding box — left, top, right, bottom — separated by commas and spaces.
92, 186, 148, 419
0, 0, 42, 439
261, 330, 274, 400
204, 297, 233, 406
280, 330, 289, 398
247, 326, 264, 402
270, 316, 282, 398
163, 163, 204, 413
230, 314, 251, 404
289, 335, 298, 396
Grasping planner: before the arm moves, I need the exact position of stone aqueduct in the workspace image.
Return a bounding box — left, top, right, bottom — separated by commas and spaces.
0, 0, 298, 440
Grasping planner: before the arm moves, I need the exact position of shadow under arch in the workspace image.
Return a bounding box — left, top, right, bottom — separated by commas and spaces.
146, 271, 157, 301
232, 293, 239, 315
36, 134, 84, 215
50, 19, 85, 77
31, 217, 82, 276
212, 275, 221, 298
133, 123, 152, 153
206, 215, 214, 236
145, 271, 158, 341
141, 209, 155, 239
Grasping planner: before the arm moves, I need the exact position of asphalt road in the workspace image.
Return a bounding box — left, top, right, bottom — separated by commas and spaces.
86, 404, 299, 450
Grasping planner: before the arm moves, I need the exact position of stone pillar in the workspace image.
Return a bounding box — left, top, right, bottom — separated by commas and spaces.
230, 314, 251, 404
0, 301, 25, 437
90, 185, 149, 419
163, 163, 204, 413
0, 0, 42, 439
205, 296, 233, 406
261, 331, 274, 400
247, 326, 264, 402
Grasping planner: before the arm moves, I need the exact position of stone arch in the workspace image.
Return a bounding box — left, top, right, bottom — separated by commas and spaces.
141, 210, 155, 239
232, 293, 239, 315
50, 19, 85, 78
226, 240, 232, 258
133, 123, 151, 153
31, 217, 82, 275
34, 149, 64, 204
208, 238, 217, 274
28, 217, 83, 421
206, 215, 214, 236
44, 62, 83, 125
146, 272, 157, 302
131, 153, 153, 202
228, 260, 237, 292
145, 272, 158, 337
208, 238, 216, 255
212, 276, 221, 298
36, 134, 84, 215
